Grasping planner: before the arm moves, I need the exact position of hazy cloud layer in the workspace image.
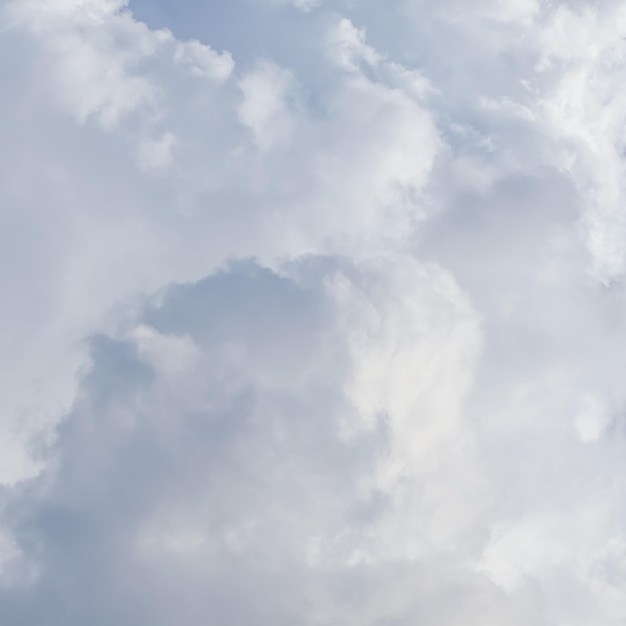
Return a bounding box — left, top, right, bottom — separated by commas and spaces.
2, 0, 626, 623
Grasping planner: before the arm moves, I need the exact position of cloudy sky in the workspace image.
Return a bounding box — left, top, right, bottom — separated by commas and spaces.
2, 0, 626, 623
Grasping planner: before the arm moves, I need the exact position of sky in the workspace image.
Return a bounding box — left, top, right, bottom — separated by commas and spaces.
1, 0, 626, 623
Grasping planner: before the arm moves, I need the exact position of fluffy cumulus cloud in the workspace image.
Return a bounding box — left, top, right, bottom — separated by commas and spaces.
2, 0, 626, 623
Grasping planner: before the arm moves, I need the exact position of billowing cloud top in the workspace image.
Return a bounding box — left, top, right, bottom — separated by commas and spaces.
1, 0, 626, 623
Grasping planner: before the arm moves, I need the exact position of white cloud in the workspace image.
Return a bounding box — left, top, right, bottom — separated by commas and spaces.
174, 39, 234, 80
0, 256, 491, 624
238, 60, 297, 150
329, 18, 382, 72
4, 0, 158, 126
2, 0, 626, 623
533, 3, 626, 282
